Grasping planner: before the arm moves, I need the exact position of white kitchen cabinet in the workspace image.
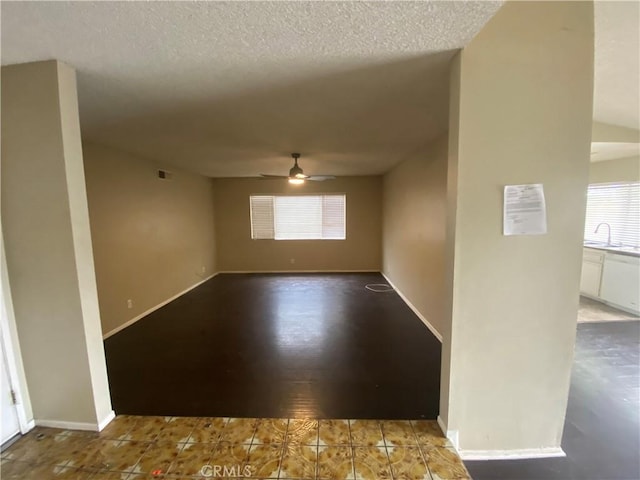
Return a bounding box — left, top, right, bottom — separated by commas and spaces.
580, 248, 605, 298
600, 253, 640, 314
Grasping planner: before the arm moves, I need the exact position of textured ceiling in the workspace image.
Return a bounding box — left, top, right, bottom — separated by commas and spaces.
594, 1, 640, 130
1, 1, 503, 177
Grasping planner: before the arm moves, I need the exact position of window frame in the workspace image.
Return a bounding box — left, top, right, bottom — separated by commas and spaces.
583, 181, 639, 248
249, 193, 347, 241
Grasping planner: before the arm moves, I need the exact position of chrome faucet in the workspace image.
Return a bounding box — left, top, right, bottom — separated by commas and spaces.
594, 222, 612, 245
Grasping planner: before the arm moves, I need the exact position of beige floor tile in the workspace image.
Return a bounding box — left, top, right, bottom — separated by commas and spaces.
166, 442, 213, 476
130, 440, 183, 476
218, 418, 259, 444
156, 417, 198, 443
353, 446, 392, 480
317, 445, 354, 479
63, 439, 113, 470
0, 458, 36, 479
349, 420, 385, 447
124, 416, 171, 442
1, 429, 85, 465
381, 420, 418, 447
280, 443, 316, 479
99, 416, 140, 441
52, 439, 96, 467
286, 419, 318, 446
90, 473, 131, 480
252, 418, 288, 445
0, 417, 469, 480
411, 421, 450, 448
17, 463, 95, 480
318, 420, 351, 446
123, 474, 163, 480
246, 443, 284, 478
387, 445, 431, 479
79, 439, 149, 472
46, 434, 99, 467
210, 441, 251, 466
186, 417, 228, 444
65, 429, 101, 441
421, 447, 470, 480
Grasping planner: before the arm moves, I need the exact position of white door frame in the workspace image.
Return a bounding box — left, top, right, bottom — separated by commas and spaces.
0, 235, 33, 435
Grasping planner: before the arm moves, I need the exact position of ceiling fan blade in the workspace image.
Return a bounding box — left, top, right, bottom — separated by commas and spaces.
307, 175, 336, 181
260, 174, 289, 179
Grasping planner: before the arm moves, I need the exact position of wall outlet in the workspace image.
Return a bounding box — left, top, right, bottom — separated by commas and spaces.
127, 299, 133, 309
200, 266, 206, 274
290, 258, 295, 264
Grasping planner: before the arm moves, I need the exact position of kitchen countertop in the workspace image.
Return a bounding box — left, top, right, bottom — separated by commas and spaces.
583, 243, 640, 258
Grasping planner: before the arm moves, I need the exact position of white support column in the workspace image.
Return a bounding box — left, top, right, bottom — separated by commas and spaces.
441, 1, 594, 458
1, 60, 114, 430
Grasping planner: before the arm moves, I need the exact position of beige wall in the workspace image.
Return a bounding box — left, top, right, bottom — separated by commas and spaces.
589, 156, 640, 183
382, 136, 448, 337
1, 232, 34, 427
1, 60, 112, 428
83, 142, 217, 336
591, 121, 640, 143
442, 1, 594, 454
214, 177, 382, 272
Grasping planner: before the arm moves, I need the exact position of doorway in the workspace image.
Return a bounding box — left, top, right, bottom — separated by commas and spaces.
1, 332, 20, 446
0, 236, 31, 448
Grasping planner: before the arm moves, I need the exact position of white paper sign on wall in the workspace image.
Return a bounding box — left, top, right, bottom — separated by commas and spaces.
503, 184, 547, 236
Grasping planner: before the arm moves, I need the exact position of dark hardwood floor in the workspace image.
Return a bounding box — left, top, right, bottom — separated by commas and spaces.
104, 273, 441, 419
465, 320, 640, 480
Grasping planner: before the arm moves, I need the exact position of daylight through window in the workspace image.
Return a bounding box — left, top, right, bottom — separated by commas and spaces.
250, 194, 346, 240
584, 182, 639, 248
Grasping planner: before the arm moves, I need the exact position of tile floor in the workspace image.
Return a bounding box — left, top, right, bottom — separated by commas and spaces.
1, 416, 470, 480
577, 296, 639, 323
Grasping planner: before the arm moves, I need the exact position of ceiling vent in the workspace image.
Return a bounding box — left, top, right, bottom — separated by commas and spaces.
158, 170, 173, 180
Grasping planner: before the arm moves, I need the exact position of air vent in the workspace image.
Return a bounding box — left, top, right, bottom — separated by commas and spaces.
158, 170, 173, 180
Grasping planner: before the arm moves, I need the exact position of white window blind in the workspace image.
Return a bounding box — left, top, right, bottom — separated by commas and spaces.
584, 182, 640, 248
250, 194, 346, 240
249, 196, 274, 239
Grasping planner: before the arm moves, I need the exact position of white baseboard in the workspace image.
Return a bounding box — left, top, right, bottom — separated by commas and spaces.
604, 304, 640, 317
437, 415, 459, 450
436, 416, 566, 460
381, 272, 443, 342
98, 410, 116, 431
459, 447, 566, 460
35, 409, 115, 432
218, 270, 380, 274
103, 273, 218, 339
581, 296, 640, 317
36, 419, 99, 431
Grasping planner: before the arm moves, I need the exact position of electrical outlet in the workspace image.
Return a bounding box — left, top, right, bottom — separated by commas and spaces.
127, 299, 133, 309
290, 258, 295, 264
200, 266, 206, 274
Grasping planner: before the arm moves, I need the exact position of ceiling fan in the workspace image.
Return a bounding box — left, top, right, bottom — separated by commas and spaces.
260, 153, 335, 184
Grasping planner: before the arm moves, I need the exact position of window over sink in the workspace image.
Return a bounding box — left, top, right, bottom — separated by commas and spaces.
584, 182, 639, 249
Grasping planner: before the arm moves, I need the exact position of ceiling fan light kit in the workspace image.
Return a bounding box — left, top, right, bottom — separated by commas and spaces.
261, 153, 336, 184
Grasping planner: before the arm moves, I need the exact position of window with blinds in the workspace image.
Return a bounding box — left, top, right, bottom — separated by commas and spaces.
250, 194, 346, 240
584, 182, 640, 248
